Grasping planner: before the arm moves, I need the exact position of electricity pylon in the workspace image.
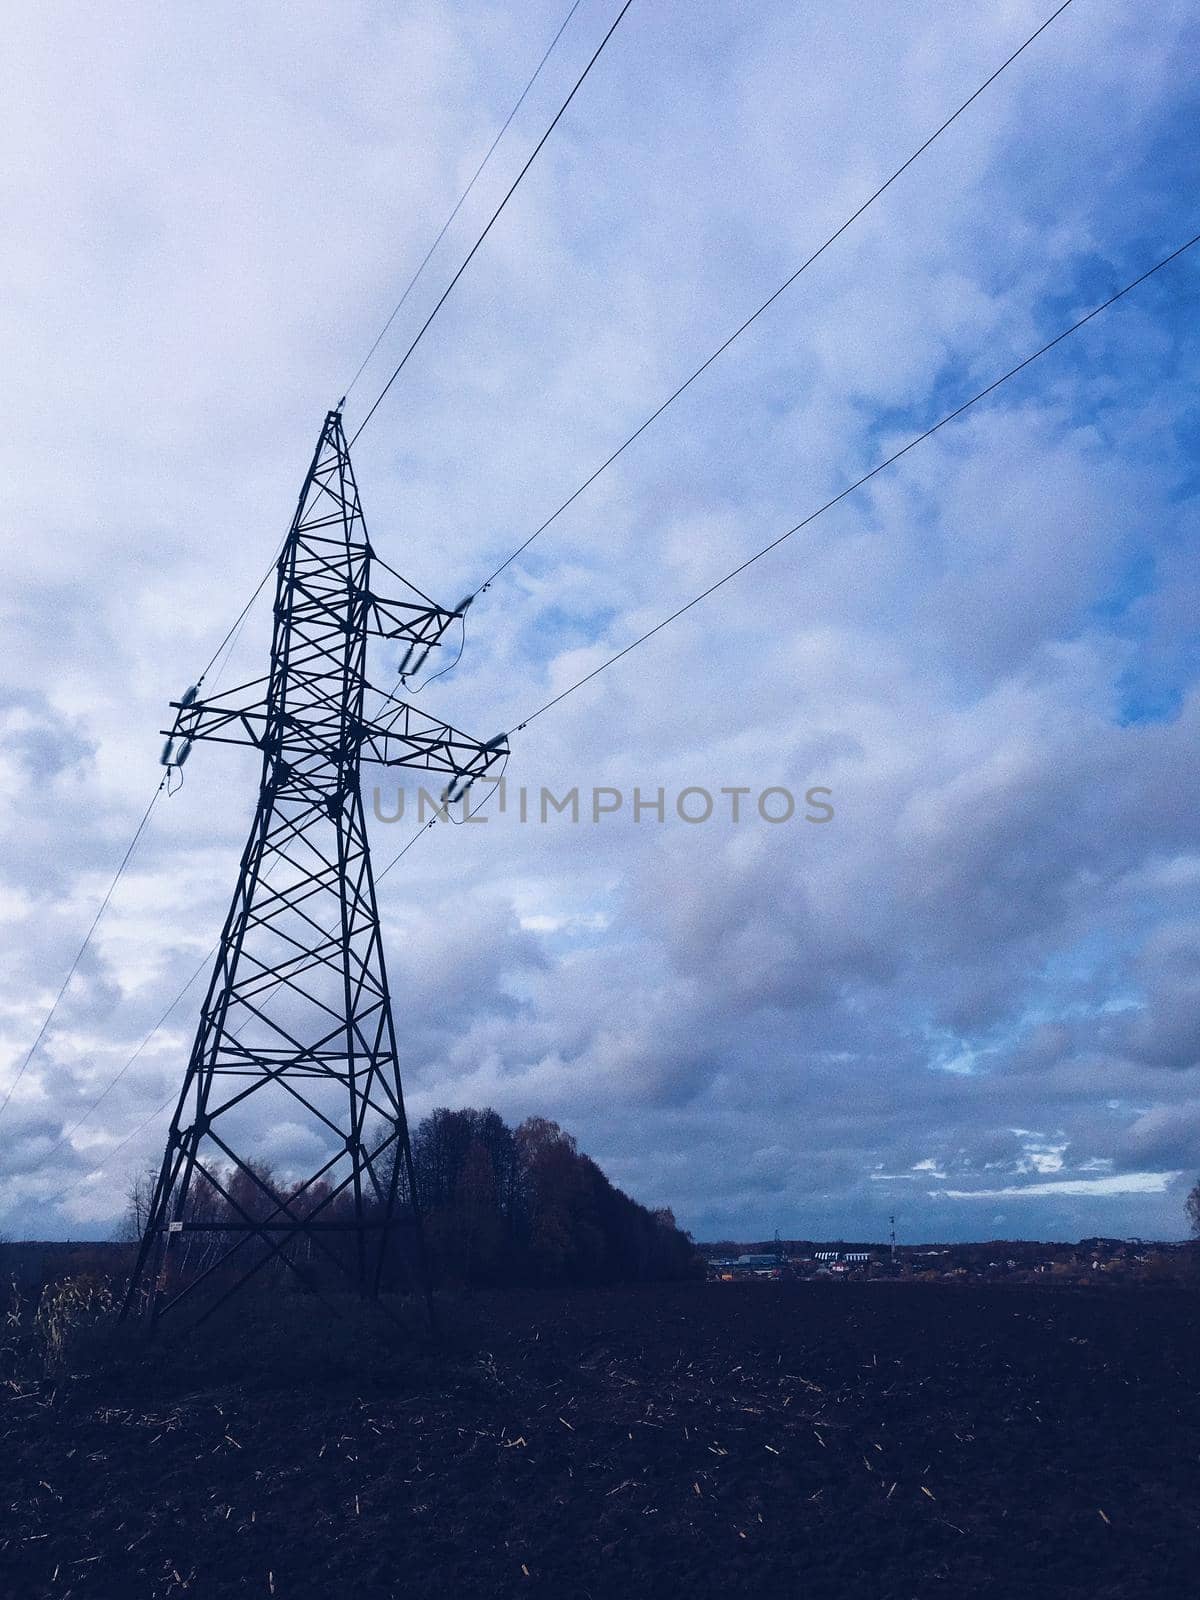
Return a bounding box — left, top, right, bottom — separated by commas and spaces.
123, 408, 506, 1326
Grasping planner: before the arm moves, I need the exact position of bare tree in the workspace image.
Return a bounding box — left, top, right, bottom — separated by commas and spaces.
121, 1166, 158, 1242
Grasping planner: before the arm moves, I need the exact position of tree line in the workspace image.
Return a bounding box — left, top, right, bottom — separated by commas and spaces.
126, 1108, 701, 1290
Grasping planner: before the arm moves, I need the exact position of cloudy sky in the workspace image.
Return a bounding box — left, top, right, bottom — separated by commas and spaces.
1, 0, 1198, 1244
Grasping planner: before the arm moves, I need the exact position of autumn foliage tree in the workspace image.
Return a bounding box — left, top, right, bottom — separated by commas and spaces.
411, 1108, 701, 1288
125, 1108, 701, 1293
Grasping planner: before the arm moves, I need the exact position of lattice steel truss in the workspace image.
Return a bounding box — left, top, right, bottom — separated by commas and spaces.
123, 409, 506, 1326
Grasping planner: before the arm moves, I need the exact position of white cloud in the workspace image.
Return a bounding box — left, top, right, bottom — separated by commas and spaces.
938, 1172, 1182, 1200
0, 0, 1198, 1244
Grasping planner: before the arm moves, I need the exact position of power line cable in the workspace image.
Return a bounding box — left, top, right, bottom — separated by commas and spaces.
0, 493, 274, 1128
0, 777, 167, 1122
24, 0, 1128, 1194
42, 753, 518, 1198
476, 0, 1076, 591
77, 185, 1177, 1170
36, 946, 215, 1173
36, 230, 1198, 1197
343, 0, 587, 403
191, 0, 1068, 703
507, 231, 1200, 732
52, 1091, 178, 1208
21, 0, 621, 1190
184, 0, 626, 691
43, 816, 436, 1205
192, 551, 281, 690
377, 822, 433, 882
41, 805, 434, 1179
349, 0, 636, 447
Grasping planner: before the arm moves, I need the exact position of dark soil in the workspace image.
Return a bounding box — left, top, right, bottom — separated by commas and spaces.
1, 1281, 1197, 1599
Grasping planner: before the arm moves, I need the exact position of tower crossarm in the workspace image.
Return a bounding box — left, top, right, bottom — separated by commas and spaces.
163, 684, 270, 753
163, 687, 508, 785
359, 701, 508, 782
367, 593, 458, 647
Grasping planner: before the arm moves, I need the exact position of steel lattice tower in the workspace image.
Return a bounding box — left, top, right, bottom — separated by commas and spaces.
124, 409, 505, 1325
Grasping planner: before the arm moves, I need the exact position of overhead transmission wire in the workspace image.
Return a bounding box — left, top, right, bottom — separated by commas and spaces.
53, 1096, 178, 1207
26, 6, 634, 1192
14, 0, 1087, 1184
0, 457, 276, 1121
0, 482, 271, 1119
504, 232, 1200, 732
194, 565, 279, 689
186, 0, 632, 698
343, 0, 587, 403
202, 0, 1075, 665
6, 509, 278, 1138
175, 0, 1076, 710
348, 0, 636, 447
22, 0, 1092, 1193
0, 778, 167, 1120
475, 0, 1076, 591
48, 776, 493, 1206
12, 0, 1106, 1197
43, 229, 1199, 1208
361, 0, 1074, 725
37, 947, 215, 1179
47, 739, 504, 1199
186, 0, 1077, 730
